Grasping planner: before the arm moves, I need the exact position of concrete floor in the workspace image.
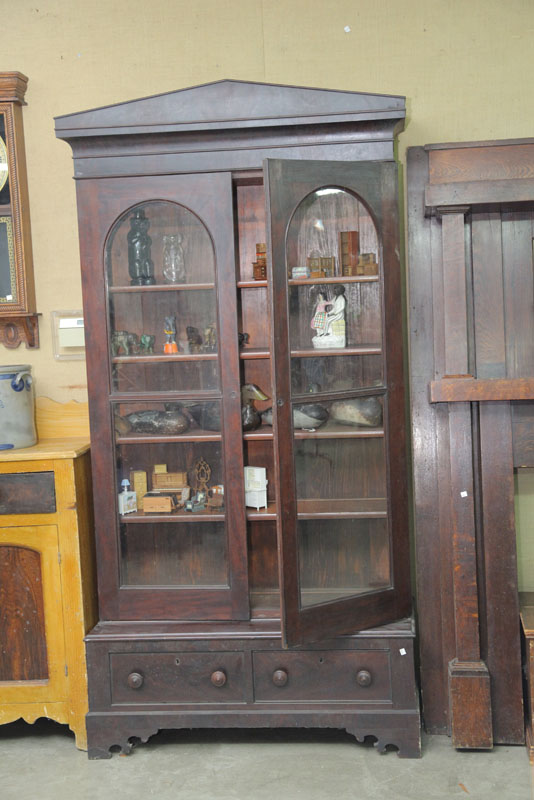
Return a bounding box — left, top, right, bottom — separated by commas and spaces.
1, 719, 533, 800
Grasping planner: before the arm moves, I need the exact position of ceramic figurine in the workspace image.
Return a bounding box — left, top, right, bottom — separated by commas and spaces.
139, 333, 155, 354
111, 330, 139, 356
127, 209, 155, 285
162, 233, 185, 283
163, 316, 178, 354
261, 402, 328, 431
312, 285, 346, 349
186, 326, 203, 353
241, 384, 269, 430
329, 396, 382, 427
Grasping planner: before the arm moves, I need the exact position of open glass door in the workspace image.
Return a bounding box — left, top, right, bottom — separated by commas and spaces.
265, 158, 411, 647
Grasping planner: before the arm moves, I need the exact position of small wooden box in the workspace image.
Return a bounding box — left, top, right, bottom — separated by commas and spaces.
143, 492, 178, 513
152, 471, 188, 490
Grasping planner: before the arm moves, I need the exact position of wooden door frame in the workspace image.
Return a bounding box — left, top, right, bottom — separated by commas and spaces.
407, 140, 534, 747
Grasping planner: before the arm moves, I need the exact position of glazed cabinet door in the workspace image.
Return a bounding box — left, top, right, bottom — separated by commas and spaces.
78, 172, 248, 620
265, 158, 411, 646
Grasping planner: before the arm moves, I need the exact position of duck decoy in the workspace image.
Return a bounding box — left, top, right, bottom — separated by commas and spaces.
329, 396, 382, 427
241, 383, 269, 430
261, 402, 328, 431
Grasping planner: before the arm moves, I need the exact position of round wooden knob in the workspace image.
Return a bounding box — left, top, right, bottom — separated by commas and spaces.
211, 670, 227, 687
356, 669, 372, 687
272, 669, 288, 687
127, 672, 144, 689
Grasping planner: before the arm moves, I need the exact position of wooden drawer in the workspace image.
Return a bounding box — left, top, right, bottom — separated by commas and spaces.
0, 471, 56, 515
110, 652, 247, 705
252, 649, 391, 703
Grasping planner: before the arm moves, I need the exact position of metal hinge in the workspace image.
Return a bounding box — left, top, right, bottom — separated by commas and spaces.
57, 551, 61, 565
65, 665, 68, 677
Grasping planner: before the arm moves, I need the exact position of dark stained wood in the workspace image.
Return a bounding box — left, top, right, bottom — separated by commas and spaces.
0, 471, 55, 514
429, 143, 534, 184
430, 377, 534, 403
56, 81, 419, 758
408, 139, 533, 746
0, 545, 48, 680
449, 661, 492, 749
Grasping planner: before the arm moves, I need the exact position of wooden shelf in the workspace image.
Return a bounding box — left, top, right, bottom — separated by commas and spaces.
246, 498, 387, 520
237, 280, 268, 289
109, 283, 215, 293
121, 508, 225, 523
293, 422, 384, 439
288, 275, 379, 286
239, 347, 270, 360
297, 497, 387, 518
117, 428, 222, 444
243, 425, 274, 440
291, 344, 382, 358
113, 352, 217, 364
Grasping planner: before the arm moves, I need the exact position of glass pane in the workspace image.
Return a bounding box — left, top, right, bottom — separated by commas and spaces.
120, 522, 228, 588
291, 354, 383, 395
0, 113, 10, 206
106, 201, 219, 393
285, 187, 390, 611
107, 200, 215, 287
114, 400, 226, 588
286, 187, 378, 282
298, 518, 390, 608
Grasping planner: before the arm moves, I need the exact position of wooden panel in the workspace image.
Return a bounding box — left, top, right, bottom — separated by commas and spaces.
430, 377, 534, 403
472, 212, 506, 377
441, 212, 468, 375
429, 144, 534, 184
0, 525, 66, 705
0, 545, 48, 680
407, 147, 451, 733
449, 660, 492, 749
0, 471, 55, 514
502, 209, 534, 377
426, 180, 534, 211
479, 404, 524, 743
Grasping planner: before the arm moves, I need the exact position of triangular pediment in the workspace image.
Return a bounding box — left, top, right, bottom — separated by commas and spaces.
55, 79, 405, 138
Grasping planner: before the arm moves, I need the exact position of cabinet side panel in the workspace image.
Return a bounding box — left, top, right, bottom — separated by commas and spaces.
0, 545, 48, 680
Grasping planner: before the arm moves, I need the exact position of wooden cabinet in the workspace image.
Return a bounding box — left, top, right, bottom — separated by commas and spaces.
55, 79, 419, 758
0, 434, 96, 749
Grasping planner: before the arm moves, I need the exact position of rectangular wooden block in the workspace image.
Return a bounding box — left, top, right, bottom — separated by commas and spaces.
449, 660, 493, 749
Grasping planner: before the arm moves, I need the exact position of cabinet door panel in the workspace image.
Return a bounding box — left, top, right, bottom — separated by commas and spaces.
0, 526, 67, 701
266, 158, 411, 646
79, 172, 249, 620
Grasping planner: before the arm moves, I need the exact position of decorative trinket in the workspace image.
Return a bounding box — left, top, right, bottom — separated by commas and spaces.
163, 315, 178, 354
311, 284, 346, 349
118, 478, 137, 515
244, 466, 268, 510
162, 233, 185, 283
127, 209, 155, 285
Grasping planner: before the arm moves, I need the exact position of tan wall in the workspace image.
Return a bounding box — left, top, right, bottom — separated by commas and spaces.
1, 0, 534, 400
